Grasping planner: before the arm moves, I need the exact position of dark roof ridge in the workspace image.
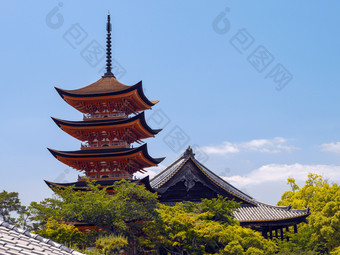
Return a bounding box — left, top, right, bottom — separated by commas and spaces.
150, 154, 186, 182
193, 159, 255, 203
0, 220, 84, 254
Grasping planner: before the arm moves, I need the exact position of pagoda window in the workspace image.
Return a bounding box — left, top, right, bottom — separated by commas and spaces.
100, 175, 109, 179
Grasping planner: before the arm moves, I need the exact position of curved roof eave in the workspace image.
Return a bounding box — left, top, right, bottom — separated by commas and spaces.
55, 80, 156, 107
47, 144, 164, 165
51, 112, 161, 135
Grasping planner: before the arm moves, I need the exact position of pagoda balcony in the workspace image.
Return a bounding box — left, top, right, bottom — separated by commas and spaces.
81, 141, 130, 150
83, 112, 127, 120
78, 172, 133, 181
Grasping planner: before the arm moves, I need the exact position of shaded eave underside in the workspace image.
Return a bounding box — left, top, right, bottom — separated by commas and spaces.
55, 79, 157, 106
48, 144, 164, 165
51, 112, 161, 135
44, 176, 156, 193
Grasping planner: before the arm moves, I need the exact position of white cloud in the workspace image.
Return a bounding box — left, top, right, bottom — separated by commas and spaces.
321, 142, 340, 153
223, 163, 340, 188
200, 142, 240, 155
200, 137, 296, 155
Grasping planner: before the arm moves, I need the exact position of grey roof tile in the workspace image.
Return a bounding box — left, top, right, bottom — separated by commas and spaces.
0, 220, 84, 255
233, 202, 310, 222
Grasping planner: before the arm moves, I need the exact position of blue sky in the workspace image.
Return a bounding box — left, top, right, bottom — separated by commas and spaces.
1, 1, 340, 205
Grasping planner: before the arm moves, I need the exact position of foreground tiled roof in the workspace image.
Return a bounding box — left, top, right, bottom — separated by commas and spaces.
151, 146, 310, 223
0, 221, 84, 255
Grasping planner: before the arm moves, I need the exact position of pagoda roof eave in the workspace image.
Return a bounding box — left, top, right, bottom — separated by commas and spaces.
55, 80, 156, 107
44, 176, 157, 193
47, 144, 165, 165
51, 112, 161, 135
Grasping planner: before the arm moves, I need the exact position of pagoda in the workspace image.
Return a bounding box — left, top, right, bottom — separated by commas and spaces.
46, 14, 164, 190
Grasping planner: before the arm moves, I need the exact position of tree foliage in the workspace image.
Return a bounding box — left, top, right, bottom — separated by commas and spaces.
277, 173, 340, 254
6, 174, 340, 254
142, 196, 277, 254
28, 179, 158, 252
0, 190, 24, 224
91, 234, 128, 255
35, 218, 85, 248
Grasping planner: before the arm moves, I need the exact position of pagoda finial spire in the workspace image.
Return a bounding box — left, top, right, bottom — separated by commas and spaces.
103, 12, 115, 78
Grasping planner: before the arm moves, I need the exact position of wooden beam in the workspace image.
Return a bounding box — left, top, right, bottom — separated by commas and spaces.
280, 227, 284, 241
294, 224, 298, 234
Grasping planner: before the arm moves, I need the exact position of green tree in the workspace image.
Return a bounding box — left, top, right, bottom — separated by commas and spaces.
35, 218, 85, 248
0, 190, 23, 224
142, 196, 277, 254
277, 173, 340, 253
28, 196, 65, 231
29, 179, 158, 252
91, 235, 128, 255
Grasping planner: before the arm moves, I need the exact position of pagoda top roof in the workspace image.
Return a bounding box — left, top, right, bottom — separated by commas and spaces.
51, 112, 161, 135
58, 76, 129, 95
48, 144, 164, 165
55, 77, 158, 104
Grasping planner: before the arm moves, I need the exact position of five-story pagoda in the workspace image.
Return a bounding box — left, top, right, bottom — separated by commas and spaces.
46, 14, 164, 191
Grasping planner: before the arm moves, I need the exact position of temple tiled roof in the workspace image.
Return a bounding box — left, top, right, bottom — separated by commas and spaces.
151, 146, 310, 224
234, 203, 310, 223
150, 147, 256, 204
0, 221, 83, 255
150, 154, 187, 189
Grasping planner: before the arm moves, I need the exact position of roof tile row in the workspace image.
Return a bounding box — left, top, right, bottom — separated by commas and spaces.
0, 221, 84, 255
